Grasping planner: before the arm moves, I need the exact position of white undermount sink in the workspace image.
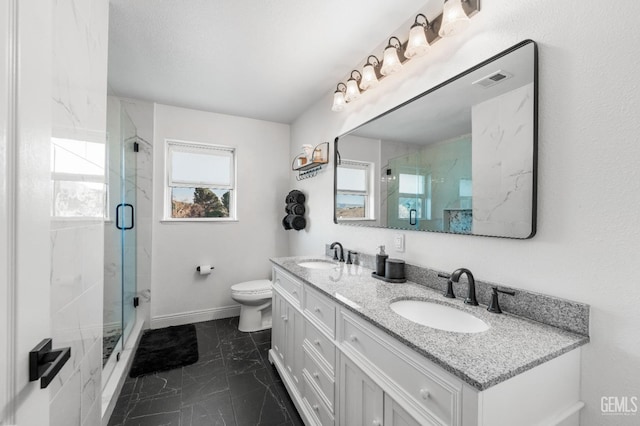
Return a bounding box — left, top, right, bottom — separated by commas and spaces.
390, 300, 489, 333
297, 260, 339, 270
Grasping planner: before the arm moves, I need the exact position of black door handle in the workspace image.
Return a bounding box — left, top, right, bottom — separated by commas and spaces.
116, 203, 135, 230
409, 209, 417, 226
29, 338, 71, 389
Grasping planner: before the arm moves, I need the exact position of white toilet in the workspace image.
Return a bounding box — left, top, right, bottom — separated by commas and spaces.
230, 279, 273, 332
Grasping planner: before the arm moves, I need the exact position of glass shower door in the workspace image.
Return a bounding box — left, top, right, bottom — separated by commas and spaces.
119, 109, 137, 346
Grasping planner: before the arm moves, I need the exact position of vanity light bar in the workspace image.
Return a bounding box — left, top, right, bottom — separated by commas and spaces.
331, 0, 480, 112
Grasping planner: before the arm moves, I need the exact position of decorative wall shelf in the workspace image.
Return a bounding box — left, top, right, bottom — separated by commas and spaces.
292, 142, 329, 181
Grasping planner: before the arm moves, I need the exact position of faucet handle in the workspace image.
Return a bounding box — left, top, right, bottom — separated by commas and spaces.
487, 287, 515, 314
438, 273, 455, 299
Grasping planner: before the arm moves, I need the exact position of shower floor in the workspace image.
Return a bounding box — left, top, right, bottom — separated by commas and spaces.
103, 328, 122, 366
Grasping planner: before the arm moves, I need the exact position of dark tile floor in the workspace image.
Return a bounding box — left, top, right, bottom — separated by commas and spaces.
107, 317, 305, 426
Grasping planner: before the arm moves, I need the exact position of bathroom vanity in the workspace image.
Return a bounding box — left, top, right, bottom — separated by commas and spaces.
268, 256, 589, 426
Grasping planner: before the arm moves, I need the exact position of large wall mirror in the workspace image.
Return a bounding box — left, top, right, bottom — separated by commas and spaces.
334, 40, 537, 239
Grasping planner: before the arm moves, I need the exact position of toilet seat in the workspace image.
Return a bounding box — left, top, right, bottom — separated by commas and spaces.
231, 279, 273, 332
231, 279, 272, 298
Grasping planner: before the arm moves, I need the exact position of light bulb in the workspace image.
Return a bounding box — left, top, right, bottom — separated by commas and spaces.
360, 63, 379, 90
405, 24, 430, 58
331, 90, 346, 112
439, 0, 470, 37
380, 45, 402, 76
345, 78, 361, 102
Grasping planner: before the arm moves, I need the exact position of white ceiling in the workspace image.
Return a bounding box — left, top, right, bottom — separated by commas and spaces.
108, 0, 429, 124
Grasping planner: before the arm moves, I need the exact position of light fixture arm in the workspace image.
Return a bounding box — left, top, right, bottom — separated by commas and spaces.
366, 55, 380, 67
350, 70, 362, 81
335, 82, 347, 93
413, 13, 432, 30
387, 36, 402, 49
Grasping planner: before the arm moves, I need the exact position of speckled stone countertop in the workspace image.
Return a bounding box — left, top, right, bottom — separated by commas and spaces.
271, 256, 589, 391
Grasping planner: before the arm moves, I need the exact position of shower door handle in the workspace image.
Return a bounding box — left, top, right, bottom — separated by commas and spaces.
409, 209, 417, 226
116, 203, 135, 230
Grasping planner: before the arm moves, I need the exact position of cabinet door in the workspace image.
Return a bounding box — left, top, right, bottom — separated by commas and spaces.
272, 291, 285, 363
283, 299, 304, 390
339, 354, 384, 426
293, 304, 305, 391
384, 394, 426, 426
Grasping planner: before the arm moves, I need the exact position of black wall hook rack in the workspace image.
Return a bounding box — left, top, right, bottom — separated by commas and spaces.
295, 166, 321, 181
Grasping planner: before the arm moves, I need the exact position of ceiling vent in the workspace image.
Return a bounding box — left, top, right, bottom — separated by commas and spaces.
472, 70, 513, 88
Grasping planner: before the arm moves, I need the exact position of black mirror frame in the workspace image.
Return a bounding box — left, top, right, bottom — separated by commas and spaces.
333, 39, 538, 239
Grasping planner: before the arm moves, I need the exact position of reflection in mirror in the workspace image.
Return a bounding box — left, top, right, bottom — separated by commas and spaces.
334, 40, 537, 239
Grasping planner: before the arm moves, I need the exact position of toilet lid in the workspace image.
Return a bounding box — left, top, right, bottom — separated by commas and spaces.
231, 279, 272, 295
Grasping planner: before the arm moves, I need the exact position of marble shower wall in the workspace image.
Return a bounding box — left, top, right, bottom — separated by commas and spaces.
50, 0, 109, 426
471, 83, 535, 238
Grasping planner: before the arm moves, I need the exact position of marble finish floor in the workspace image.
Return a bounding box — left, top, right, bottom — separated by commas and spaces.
107, 317, 304, 426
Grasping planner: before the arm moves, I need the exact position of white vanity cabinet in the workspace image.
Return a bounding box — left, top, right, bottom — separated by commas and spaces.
272, 267, 338, 426
272, 269, 305, 393
270, 265, 583, 426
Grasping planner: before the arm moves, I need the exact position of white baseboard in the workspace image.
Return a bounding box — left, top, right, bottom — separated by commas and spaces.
545, 401, 584, 426
150, 304, 241, 329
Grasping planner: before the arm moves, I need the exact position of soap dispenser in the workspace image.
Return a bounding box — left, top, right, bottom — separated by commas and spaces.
376, 245, 388, 277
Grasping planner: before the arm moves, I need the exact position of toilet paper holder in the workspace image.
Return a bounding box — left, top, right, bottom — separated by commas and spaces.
196, 265, 215, 272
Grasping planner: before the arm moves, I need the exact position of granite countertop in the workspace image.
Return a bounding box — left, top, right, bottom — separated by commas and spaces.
270, 255, 589, 391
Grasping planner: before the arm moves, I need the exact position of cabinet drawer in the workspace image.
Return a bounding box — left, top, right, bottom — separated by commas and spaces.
303, 374, 335, 426
304, 286, 336, 338
304, 320, 335, 373
340, 311, 460, 425
303, 345, 335, 412
273, 267, 302, 307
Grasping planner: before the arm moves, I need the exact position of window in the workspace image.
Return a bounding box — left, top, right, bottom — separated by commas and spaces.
336, 160, 373, 220
166, 140, 236, 220
459, 178, 472, 209
51, 137, 106, 218
397, 172, 431, 220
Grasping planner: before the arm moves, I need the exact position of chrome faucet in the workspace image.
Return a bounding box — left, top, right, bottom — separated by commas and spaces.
330, 242, 345, 262
449, 268, 479, 306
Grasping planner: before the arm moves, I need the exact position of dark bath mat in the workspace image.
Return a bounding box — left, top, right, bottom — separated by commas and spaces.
129, 324, 199, 377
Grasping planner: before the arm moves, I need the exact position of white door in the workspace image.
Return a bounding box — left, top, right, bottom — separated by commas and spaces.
1, 0, 55, 425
